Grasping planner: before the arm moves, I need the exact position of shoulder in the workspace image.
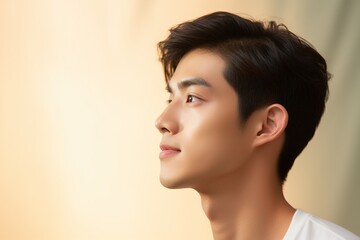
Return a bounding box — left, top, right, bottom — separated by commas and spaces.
283, 209, 360, 240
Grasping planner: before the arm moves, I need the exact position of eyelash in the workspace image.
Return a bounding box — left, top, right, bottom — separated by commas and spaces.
166, 95, 200, 104
186, 95, 198, 103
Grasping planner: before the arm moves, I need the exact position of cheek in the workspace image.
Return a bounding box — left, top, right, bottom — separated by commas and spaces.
181, 108, 248, 174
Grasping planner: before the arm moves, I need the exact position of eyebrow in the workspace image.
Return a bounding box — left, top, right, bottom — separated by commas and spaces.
166, 78, 212, 93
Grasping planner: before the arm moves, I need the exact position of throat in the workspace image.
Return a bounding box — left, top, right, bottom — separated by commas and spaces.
198, 181, 295, 240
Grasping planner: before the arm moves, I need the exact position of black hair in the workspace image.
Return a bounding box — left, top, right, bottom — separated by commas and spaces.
157, 11, 330, 182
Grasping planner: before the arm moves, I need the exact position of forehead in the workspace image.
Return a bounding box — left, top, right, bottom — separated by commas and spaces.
168, 49, 227, 88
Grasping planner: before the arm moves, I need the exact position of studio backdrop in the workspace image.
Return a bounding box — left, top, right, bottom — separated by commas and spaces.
0, 0, 359, 239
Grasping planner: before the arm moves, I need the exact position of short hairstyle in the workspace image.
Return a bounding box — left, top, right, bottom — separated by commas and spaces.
157, 11, 330, 182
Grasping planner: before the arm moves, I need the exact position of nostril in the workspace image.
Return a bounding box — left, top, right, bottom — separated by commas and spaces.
160, 127, 170, 134
155, 108, 178, 135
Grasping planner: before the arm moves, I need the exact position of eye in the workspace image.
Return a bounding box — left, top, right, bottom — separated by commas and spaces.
186, 95, 199, 103
166, 93, 174, 104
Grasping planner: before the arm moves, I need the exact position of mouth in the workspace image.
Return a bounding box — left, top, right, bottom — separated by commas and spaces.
159, 144, 181, 159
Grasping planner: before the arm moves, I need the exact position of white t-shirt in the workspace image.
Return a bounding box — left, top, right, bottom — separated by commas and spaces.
283, 209, 359, 240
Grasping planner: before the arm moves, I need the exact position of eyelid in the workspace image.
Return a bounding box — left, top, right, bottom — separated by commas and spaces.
165, 90, 206, 105
166, 92, 174, 104
186, 94, 203, 103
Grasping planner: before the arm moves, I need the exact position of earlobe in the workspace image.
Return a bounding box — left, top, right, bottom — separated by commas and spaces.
254, 104, 288, 147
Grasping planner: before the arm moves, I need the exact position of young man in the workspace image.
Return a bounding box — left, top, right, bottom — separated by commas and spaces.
155, 11, 359, 240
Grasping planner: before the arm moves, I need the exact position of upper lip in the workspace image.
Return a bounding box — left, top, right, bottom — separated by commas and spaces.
160, 144, 181, 151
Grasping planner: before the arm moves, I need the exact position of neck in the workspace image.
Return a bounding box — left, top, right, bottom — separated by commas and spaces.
196, 159, 295, 240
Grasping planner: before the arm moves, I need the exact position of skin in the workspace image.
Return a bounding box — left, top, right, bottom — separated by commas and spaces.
155, 48, 295, 240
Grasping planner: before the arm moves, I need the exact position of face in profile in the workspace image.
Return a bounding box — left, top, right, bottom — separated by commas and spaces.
155, 49, 256, 192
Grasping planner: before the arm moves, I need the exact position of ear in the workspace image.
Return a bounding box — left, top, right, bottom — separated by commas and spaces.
253, 104, 288, 147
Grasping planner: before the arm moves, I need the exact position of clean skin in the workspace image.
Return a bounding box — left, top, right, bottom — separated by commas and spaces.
155, 48, 295, 240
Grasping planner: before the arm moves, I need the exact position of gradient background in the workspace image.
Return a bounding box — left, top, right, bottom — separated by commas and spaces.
0, 0, 359, 239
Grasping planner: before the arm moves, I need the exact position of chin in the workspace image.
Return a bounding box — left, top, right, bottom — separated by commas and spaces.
159, 174, 190, 189
160, 177, 182, 189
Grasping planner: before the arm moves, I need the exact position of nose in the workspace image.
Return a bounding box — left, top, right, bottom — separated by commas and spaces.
155, 104, 179, 135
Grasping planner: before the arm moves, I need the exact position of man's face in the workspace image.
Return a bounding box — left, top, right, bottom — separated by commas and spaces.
155, 49, 255, 191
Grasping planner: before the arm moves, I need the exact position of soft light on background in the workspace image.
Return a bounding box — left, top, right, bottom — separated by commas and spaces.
0, 0, 359, 239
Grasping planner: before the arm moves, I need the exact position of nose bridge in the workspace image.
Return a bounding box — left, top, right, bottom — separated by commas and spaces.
155, 101, 179, 134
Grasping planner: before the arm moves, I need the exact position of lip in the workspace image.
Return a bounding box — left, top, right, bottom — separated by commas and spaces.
159, 144, 181, 159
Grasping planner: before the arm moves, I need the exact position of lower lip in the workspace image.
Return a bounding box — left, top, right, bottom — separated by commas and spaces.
159, 150, 181, 159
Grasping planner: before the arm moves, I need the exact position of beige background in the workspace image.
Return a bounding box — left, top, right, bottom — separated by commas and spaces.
0, 0, 359, 239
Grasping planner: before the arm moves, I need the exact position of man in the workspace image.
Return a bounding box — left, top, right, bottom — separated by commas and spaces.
155, 11, 359, 240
